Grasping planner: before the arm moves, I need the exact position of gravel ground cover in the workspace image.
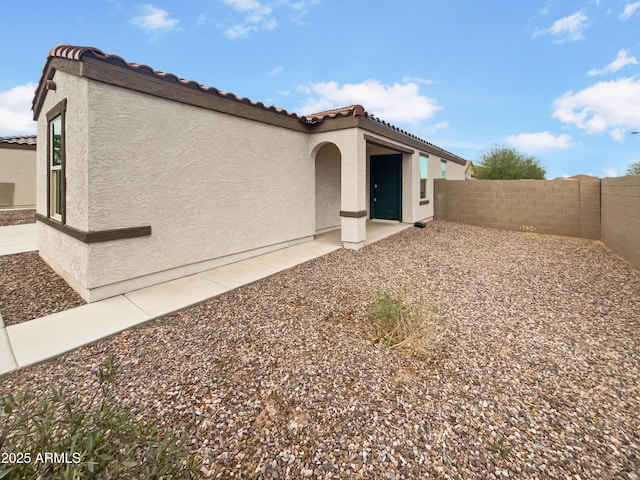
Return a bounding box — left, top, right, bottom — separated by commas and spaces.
0, 209, 35, 226
0, 251, 85, 326
2, 221, 639, 479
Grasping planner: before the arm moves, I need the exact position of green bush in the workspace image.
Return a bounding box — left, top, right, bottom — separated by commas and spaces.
369, 291, 443, 355
0, 355, 199, 479
475, 146, 546, 179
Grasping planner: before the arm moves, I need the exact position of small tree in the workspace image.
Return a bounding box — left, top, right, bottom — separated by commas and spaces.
475, 146, 546, 180
626, 161, 640, 175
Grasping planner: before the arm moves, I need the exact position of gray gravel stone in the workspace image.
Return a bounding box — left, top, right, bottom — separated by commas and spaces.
2, 221, 639, 479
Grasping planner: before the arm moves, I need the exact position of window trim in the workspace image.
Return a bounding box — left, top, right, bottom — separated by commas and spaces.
419, 155, 428, 201
46, 99, 67, 223
440, 159, 447, 179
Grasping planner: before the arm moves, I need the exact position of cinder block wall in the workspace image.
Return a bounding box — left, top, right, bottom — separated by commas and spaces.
434, 179, 601, 239
601, 176, 640, 270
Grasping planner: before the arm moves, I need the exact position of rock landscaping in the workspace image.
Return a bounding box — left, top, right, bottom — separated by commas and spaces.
1, 221, 639, 479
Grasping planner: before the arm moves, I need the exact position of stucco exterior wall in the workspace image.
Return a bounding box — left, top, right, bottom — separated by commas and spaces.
82, 80, 314, 289
36, 70, 91, 285
412, 154, 466, 222
443, 159, 466, 180
0, 146, 36, 208
315, 143, 341, 232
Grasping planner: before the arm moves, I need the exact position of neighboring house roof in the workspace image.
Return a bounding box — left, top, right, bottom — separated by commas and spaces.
33, 44, 467, 165
564, 174, 600, 180
0, 135, 37, 149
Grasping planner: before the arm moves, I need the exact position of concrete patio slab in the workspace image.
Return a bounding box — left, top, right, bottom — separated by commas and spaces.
0, 329, 18, 374
255, 242, 340, 269
365, 221, 411, 244
125, 274, 230, 318
6, 296, 151, 369
199, 257, 279, 289
0, 223, 37, 255
314, 221, 412, 247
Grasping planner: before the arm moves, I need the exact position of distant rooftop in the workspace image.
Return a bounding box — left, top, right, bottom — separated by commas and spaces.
0, 135, 37, 147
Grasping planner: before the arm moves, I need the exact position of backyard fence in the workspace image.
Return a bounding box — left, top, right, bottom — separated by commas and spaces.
434, 177, 640, 270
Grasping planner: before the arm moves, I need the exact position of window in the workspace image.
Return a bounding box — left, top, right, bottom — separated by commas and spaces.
419, 155, 428, 200
47, 100, 66, 222
440, 160, 447, 179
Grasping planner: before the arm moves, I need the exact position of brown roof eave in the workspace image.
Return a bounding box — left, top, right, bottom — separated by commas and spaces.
32, 57, 83, 120
34, 55, 309, 133
80, 58, 309, 132
308, 115, 467, 165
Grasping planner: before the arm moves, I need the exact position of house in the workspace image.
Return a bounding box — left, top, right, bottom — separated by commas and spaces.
0, 135, 37, 208
32, 44, 468, 302
464, 160, 476, 180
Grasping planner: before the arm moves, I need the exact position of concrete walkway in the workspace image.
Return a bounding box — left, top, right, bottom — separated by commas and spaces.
0, 223, 37, 255
0, 221, 411, 377
0, 240, 341, 376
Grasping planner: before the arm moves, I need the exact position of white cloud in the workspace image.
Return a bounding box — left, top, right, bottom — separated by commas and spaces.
0, 83, 37, 136
534, 12, 589, 43
298, 79, 442, 124
269, 66, 283, 76
424, 121, 450, 133
587, 49, 638, 75
130, 5, 180, 39
619, 1, 640, 19
505, 131, 575, 152
610, 128, 627, 142
224, 0, 264, 11
552, 77, 640, 138
401, 76, 434, 85
603, 166, 626, 177
220, 0, 318, 38
222, 0, 276, 38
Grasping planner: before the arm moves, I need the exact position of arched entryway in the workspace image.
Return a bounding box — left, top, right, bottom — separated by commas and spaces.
313, 142, 341, 233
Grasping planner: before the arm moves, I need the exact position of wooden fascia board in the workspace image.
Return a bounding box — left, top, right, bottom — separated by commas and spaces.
79, 58, 309, 133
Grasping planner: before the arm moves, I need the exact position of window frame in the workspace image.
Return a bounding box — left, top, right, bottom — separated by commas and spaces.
419, 155, 428, 201
440, 159, 447, 179
46, 99, 67, 223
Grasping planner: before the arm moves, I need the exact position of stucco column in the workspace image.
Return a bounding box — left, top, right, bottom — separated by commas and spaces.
340, 130, 367, 249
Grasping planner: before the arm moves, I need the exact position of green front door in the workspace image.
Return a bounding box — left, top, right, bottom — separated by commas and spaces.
370, 154, 402, 221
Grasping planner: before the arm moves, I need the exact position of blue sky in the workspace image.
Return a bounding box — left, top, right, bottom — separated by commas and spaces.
1, 0, 639, 178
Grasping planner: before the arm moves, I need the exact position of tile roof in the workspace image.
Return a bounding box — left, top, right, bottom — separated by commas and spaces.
303, 108, 468, 165
35, 44, 468, 164
36, 44, 301, 120
303, 105, 367, 122
0, 135, 37, 146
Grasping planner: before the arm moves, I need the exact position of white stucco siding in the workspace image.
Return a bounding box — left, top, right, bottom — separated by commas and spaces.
37, 221, 90, 289
84, 80, 314, 288
445, 160, 466, 180
314, 143, 341, 231
0, 147, 36, 208
36, 70, 91, 229
36, 71, 91, 288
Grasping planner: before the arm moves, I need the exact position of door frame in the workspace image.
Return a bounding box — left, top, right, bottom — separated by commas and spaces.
370, 154, 402, 221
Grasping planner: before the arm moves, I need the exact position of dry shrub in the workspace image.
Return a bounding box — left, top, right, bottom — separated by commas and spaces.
368, 291, 444, 356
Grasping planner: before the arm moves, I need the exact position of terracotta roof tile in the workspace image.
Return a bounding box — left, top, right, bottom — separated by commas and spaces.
303, 105, 367, 122
35, 45, 468, 164
303, 105, 467, 164
0, 135, 37, 146
38, 44, 302, 120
